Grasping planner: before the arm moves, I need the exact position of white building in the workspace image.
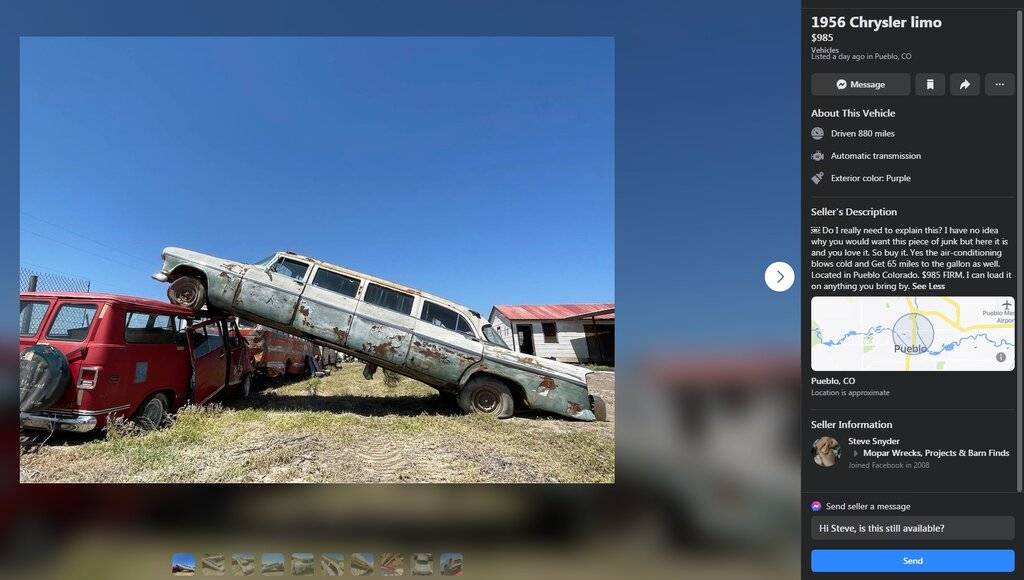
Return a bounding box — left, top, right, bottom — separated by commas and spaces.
488, 303, 614, 364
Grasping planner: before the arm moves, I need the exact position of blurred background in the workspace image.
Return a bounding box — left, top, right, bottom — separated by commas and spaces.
2, 1, 800, 578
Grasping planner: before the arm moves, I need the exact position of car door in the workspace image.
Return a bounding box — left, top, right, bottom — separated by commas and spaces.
234, 256, 311, 326
185, 319, 228, 404
224, 319, 249, 386
406, 301, 483, 385
123, 310, 190, 408
349, 282, 415, 367
294, 266, 360, 347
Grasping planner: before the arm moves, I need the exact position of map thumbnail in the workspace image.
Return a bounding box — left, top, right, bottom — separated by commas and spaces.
811, 296, 1015, 371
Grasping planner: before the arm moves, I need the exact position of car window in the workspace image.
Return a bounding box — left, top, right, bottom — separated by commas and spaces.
421, 301, 475, 337
269, 258, 309, 281
19, 300, 50, 336
364, 283, 414, 315
483, 324, 510, 349
46, 303, 98, 342
125, 312, 178, 344
192, 323, 224, 358
312, 268, 361, 298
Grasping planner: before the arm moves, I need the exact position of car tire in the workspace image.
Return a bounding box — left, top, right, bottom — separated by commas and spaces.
167, 276, 206, 311
19, 345, 71, 412
457, 377, 515, 418
134, 393, 169, 430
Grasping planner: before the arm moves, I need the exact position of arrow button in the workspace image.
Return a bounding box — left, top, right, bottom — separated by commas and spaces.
765, 261, 795, 292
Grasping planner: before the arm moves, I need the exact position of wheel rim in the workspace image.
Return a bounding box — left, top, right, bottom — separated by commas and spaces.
143, 398, 163, 426
175, 287, 196, 306
472, 388, 499, 413
242, 376, 251, 397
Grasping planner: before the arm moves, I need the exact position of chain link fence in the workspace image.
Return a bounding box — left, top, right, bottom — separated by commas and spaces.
20, 266, 91, 293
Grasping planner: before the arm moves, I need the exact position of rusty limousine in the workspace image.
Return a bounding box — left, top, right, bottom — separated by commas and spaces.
153, 248, 607, 421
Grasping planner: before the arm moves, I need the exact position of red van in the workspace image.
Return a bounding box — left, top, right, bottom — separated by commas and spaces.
19, 292, 255, 433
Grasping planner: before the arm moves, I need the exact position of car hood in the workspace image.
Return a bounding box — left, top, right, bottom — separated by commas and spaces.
484, 347, 591, 386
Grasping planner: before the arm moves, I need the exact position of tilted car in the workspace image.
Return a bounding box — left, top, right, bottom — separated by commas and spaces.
153, 248, 607, 421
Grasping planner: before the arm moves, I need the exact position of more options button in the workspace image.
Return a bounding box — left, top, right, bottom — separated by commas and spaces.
811, 549, 1015, 573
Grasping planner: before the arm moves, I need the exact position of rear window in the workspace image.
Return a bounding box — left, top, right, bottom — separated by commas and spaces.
364, 283, 414, 315
312, 268, 361, 298
46, 303, 98, 342
19, 300, 50, 336
125, 312, 179, 344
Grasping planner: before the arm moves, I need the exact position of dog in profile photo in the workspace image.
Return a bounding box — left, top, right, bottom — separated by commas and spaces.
813, 436, 840, 467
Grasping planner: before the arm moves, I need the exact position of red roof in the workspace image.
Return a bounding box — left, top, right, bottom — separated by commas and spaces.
20, 291, 193, 315
492, 303, 614, 321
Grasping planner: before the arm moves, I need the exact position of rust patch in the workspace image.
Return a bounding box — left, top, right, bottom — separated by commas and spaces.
218, 271, 231, 280
566, 401, 583, 415
366, 341, 399, 359
332, 327, 348, 343
413, 341, 449, 364
538, 376, 557, 395
231, 280, 244, 305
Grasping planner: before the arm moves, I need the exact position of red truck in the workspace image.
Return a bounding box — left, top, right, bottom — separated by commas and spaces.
19, 292, 255, 433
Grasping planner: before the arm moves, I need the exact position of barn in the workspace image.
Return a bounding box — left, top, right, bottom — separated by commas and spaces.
488, 303, 614, 365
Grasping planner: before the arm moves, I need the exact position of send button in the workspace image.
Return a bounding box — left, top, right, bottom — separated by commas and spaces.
811, 549, 1015, 573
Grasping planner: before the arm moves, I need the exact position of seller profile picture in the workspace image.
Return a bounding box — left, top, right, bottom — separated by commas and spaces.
812, 436, 841, 467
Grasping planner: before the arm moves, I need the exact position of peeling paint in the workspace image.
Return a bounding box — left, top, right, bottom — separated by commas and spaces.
538, 376, 556, 396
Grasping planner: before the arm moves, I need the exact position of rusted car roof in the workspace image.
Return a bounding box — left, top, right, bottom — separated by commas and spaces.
492, 303, 615, 321
20, 291, 195, 315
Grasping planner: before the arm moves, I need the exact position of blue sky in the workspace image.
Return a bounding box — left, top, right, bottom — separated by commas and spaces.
20, 37, 613, 316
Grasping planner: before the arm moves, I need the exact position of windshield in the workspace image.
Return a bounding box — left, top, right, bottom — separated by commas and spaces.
252, 254, 278, 267
482, 324, 510, 349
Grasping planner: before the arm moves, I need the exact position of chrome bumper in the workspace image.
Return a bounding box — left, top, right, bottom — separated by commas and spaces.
21, 412, 98, 433
151, 271, 168, 282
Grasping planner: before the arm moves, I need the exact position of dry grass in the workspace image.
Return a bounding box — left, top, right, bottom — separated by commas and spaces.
19, 364, 615, 484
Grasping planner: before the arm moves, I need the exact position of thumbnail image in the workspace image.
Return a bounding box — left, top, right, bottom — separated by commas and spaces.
813, 436, 841, 468
811, 296, 1015, 371
200, 553, 225, 576
379, 552, 405, 576
171, 553, 195, 576
291, 553, 315, 576
232, 554, 256, 576
351, 552, 375, 576
261, 553, 285, 576
411, 553, 434, 576
321, 553, 345, 576
439, 554, 463, 576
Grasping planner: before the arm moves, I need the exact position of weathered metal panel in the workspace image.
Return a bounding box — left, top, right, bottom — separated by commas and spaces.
406, 320, 482, 385
206, 262, 247, 310
493, 303, 614, 321
233, 268, 303, 326
348, 302, 413, 367
295, 285, 357, 348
